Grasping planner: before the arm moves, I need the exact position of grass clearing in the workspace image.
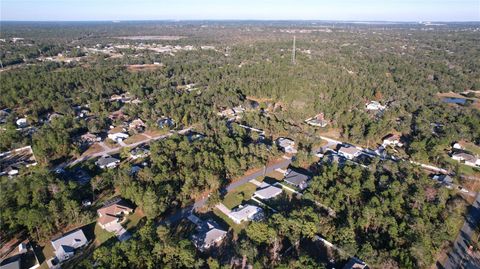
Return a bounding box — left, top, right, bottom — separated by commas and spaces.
222, 182, 257, 209
124, 134, 148, 145
124, 210, 145, 232
144, 128, 169, 137
93, 223, 115, 246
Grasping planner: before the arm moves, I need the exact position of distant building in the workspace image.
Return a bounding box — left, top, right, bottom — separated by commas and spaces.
432, 174, 453, 184
283, 168, 310, 190
15, 118, 28, 128
128, 119, 146, 132
365, 101, 386, 111
342, 257, 367, 269
157, 117, 175, 129
51, 229, 88, 262
338, 146, 362, 160
227, 205, 263, 224
276, 137, 297, 154
382, 134, 403, 148
0, 146, 37, 177
305, 113, 328, 127
109, 92, 132, 103
451, 151, 479, 167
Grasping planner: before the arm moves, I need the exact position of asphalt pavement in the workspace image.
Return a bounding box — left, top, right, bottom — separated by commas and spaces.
439, 193, 480, 269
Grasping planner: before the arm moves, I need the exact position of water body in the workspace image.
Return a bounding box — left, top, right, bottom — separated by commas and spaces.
442, 97, 467, 105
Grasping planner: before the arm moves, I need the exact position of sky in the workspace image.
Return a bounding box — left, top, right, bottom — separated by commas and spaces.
1, 0, 479, 22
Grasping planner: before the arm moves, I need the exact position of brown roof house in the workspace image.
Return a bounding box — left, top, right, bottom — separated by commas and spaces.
97, 199, 134, 231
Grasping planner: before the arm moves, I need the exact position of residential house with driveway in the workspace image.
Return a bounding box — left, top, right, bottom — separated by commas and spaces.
338, 146, 362, 160
254, 185, 283, 200
276, 137, 297, 154
50, 229, 88, 263
191, 219, 227, 252
95, 155, 120, 169
227, 204, 263, 224
97, 199, 134, 230
283, 168, 310, 191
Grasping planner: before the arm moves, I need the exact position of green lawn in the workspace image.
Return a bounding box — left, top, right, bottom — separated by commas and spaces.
94, 223, 115, 246
213, 208, 247, 235
463, 142, 480, 156
222, 182, 257, 209
124, 210, 144, 232
444, 157, 480, 177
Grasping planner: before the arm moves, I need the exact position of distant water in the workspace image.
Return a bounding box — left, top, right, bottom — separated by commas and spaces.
442, 97, 467, 105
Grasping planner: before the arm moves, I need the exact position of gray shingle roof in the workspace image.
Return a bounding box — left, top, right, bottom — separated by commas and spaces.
283, 168, 310, 187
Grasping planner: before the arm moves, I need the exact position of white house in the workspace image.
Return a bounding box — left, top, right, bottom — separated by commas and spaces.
227, 205, 263, 224
382, 134, 403, 148
51, 229, 88, 262
254, 185, 283, 200
108, 127, 129, 142
365, 101, 386, 111
95, 155, 120, 169
338, 146, 362, 160
276, 137, 297, 154
16, 118, 28, 128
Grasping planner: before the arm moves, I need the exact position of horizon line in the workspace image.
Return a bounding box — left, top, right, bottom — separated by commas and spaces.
1, 19, 479, 23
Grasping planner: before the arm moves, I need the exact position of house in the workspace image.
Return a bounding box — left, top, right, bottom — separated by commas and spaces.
452, 142, 463, 150
465, 157, 480, 167
0, 146, 37, 177
50, 229, 88, 262
128, 119, 146, 132
191, 220, 227, 251
276, 137, 297, 154
97, 199, 134, 230
283, 168, 310, 190
108, 110, 129, 122
108, 127, 129, 142
95, 155, 120, 169
15, 118, 28, 128
382, 134, 403, 148
342, 257, 367, 269
451, 151, 479, 167
365, 101, 386, 111
451, 152, 474, 161
109, 92, 132, 103
254, 185, 283, 200
338, 146, 362, 160
80, 133, 101, 144
432, 174, 453, 184
157, 117, 175, 129
227, 205, 263, 224
305, 113, 328, 127
0, 109, 11, 124
217, 108, 235, 118
129, 147, 150, 159
0, 241, 40, 269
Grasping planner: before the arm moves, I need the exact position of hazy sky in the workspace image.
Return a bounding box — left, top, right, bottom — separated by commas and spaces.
1, 0, 479, 21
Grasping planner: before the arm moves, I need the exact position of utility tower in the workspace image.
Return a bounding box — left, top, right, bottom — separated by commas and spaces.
292, 35, 296, 65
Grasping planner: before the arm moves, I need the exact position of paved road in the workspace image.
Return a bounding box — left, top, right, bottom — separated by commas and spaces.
439, 193, 480, 269
226, 158, 292, 192
158, 157, 292, 226
56, 128, 192, 169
